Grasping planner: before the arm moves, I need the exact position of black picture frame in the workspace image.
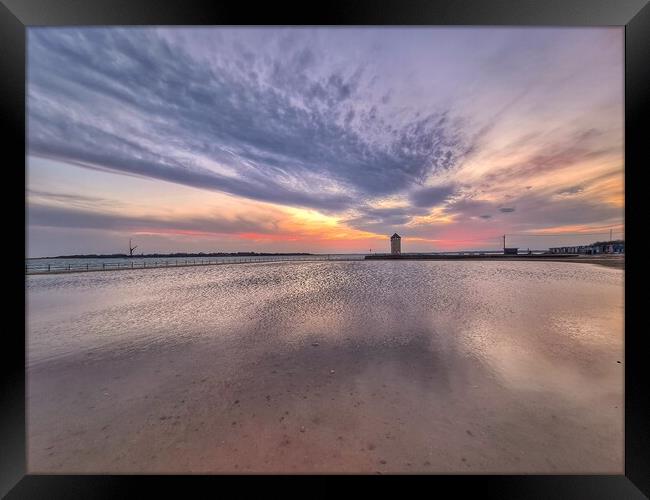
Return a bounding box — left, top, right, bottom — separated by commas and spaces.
3, 0, 648, 497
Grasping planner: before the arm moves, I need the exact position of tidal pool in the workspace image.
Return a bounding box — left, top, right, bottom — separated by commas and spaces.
26, 260, 624, 473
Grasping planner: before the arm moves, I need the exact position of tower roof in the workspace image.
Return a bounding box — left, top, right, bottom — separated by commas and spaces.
391, 233, 401, 239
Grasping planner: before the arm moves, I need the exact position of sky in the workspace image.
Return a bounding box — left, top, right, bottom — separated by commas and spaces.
26, 27, 624, 257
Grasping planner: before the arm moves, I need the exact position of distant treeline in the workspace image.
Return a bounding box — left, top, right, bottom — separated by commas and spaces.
33, 252, 313, 259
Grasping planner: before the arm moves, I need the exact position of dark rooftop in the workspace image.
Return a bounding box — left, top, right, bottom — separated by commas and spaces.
391, 233, 401, 239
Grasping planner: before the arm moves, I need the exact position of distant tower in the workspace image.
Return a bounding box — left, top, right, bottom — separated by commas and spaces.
390, 233, 401, 255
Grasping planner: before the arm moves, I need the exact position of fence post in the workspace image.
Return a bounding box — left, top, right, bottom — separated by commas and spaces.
48, 264, 50, 272
102, 263, 105, 270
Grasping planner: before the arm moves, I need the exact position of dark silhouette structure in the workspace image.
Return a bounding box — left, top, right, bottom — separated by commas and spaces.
129, 239, 138, 257
390, 233, 401, 255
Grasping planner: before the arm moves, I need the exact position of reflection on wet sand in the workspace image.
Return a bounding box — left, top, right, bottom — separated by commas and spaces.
27, 260, 623, 473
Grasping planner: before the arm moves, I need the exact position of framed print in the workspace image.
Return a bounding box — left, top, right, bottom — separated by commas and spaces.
2, 0, 648, 497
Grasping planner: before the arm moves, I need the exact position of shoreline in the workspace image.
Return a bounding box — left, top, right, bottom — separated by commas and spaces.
365, 255, 624, 269
24, 256, 362, 276
26, 255, 625, 276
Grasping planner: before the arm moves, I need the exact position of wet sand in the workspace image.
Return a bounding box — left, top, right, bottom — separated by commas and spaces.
27, 261, 624, 473
366, 255, 625, 270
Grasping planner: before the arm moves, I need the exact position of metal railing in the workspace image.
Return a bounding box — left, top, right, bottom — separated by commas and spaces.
25, 254, 366, 275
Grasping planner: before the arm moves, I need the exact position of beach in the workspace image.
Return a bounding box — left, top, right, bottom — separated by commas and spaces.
27, 260, 624, 473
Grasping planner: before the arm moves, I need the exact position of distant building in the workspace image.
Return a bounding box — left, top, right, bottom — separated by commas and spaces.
390, 233, 401, 255
504, 247, 518, 255
549, 240, 624, 255
549, 245, 585, 254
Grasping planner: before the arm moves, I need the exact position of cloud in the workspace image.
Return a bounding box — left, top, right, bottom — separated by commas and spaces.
489, 188, 622, 231
499, 207, 516, 213
479, 214, 492, 219
27, 28, 472, 214
444, 197, 496, 218
26, 189, 123, 210
476, 128, 617, 192
556, 185, 584, 196
343, 205, 430, 234
409, 184, 457, 208
27, 203, 280, 237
